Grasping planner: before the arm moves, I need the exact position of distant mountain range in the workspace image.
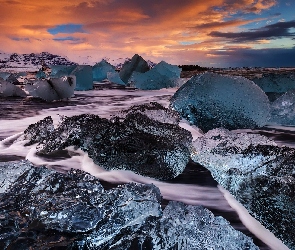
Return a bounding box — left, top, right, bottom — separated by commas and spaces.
0, 52, 77, 71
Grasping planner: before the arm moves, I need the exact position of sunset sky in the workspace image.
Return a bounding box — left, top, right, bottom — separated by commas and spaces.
0, 0, 294, 67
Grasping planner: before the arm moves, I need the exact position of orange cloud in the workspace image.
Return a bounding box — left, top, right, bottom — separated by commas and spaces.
0, 0, 287, 66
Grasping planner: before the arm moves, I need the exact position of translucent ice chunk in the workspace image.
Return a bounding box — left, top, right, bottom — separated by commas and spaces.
253, 72, 295, 93
70, 65, 93, 90
0, 79, 26, 97
35, 69, 47, 79
49, 65, 76, 77
270, 89, 295, 125
92, 59, 116, 81
25, 76, 76, 101
0, 72, 10, 80
119, 54, 150, 84
191, 128, 295, 249
107, 71, 126, 85
170, 72, 270, 132
129, 61, 181, 90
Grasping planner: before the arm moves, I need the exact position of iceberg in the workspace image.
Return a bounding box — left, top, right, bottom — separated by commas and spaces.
35, 68, 47, 79
107, 71, 126, 85
92, 59, 116, 81
0, 72, 10, 80
70, 65, 93, 90
270, 89, 295, 125
49, 65, 76, 77
21, 103, 192, 180
0, 79, 26, 97
191, 128, 295, 249
170, 72, 270, 132
0, 160, 258, 249
24, 76, 76, 101
119, 54, 150, 84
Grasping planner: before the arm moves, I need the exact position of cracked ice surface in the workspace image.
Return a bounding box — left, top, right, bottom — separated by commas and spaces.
191, 128, 295, 249
170, 72, 270, 132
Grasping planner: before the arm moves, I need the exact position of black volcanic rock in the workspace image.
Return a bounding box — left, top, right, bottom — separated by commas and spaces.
22, 103, 192, 180
191, 128, 295, 249
0, 161, 259, 249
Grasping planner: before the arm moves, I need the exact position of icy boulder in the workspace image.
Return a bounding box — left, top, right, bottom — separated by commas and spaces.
270, 89, 295, 125
107, 71, 126, 85
0, 161, 258, 249
92, 59, 116, 81
253, 72, 295, 94
191, 128, 295, 249
0, 79, 26, 97
22, 103, 192, 180
170, 73, 270, 132
24, 76, 76, 101
70, 65, 93, 90
119, 54, 150, 84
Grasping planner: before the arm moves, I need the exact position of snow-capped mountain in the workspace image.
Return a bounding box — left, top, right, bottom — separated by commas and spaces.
0, 52, 77, 71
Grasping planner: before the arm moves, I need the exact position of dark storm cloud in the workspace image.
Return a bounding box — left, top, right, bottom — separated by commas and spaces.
213, 47, 295, 67
209, 20, 295, 42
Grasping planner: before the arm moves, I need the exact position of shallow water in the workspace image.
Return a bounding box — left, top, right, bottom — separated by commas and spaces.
0, 85, 291, 250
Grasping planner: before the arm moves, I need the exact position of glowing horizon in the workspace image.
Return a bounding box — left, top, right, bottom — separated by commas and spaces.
0, 0, 294, 67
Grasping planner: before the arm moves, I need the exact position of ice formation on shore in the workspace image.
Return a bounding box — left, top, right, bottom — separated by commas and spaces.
70, 65, 93, 90
191, 128, 295, 249
270, 88, 295, 125
170, 72, 270, 132
129, 61, 181, 90
49, 65, 93, 90
0, 161, 259, 249
24, 76, 76, 101
107, 71, 126, 85
0, 79, 26, 97
21, 103, 192, 180
92, 59, 116, 81
253, 72, 295, 94
119, 54, 150, 84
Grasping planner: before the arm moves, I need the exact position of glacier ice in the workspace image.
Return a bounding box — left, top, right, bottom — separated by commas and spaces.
170, 72, 270, 132
70, 65, 93, 90
92, 59, 116, 81
107, 71, 126, 85
49, 65, 76, 77
0, 161, 258, 249
252, 72, 295, 94
24, 76, 76, 101
0, 72, 10, 80
129, 61, 181, 90
35, 68, 47, 79
119, 54, 150, 84
270, 89, 295, 125
21, 103, 192, 180
191, 128, 295, 249
0, 79, 26, 97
